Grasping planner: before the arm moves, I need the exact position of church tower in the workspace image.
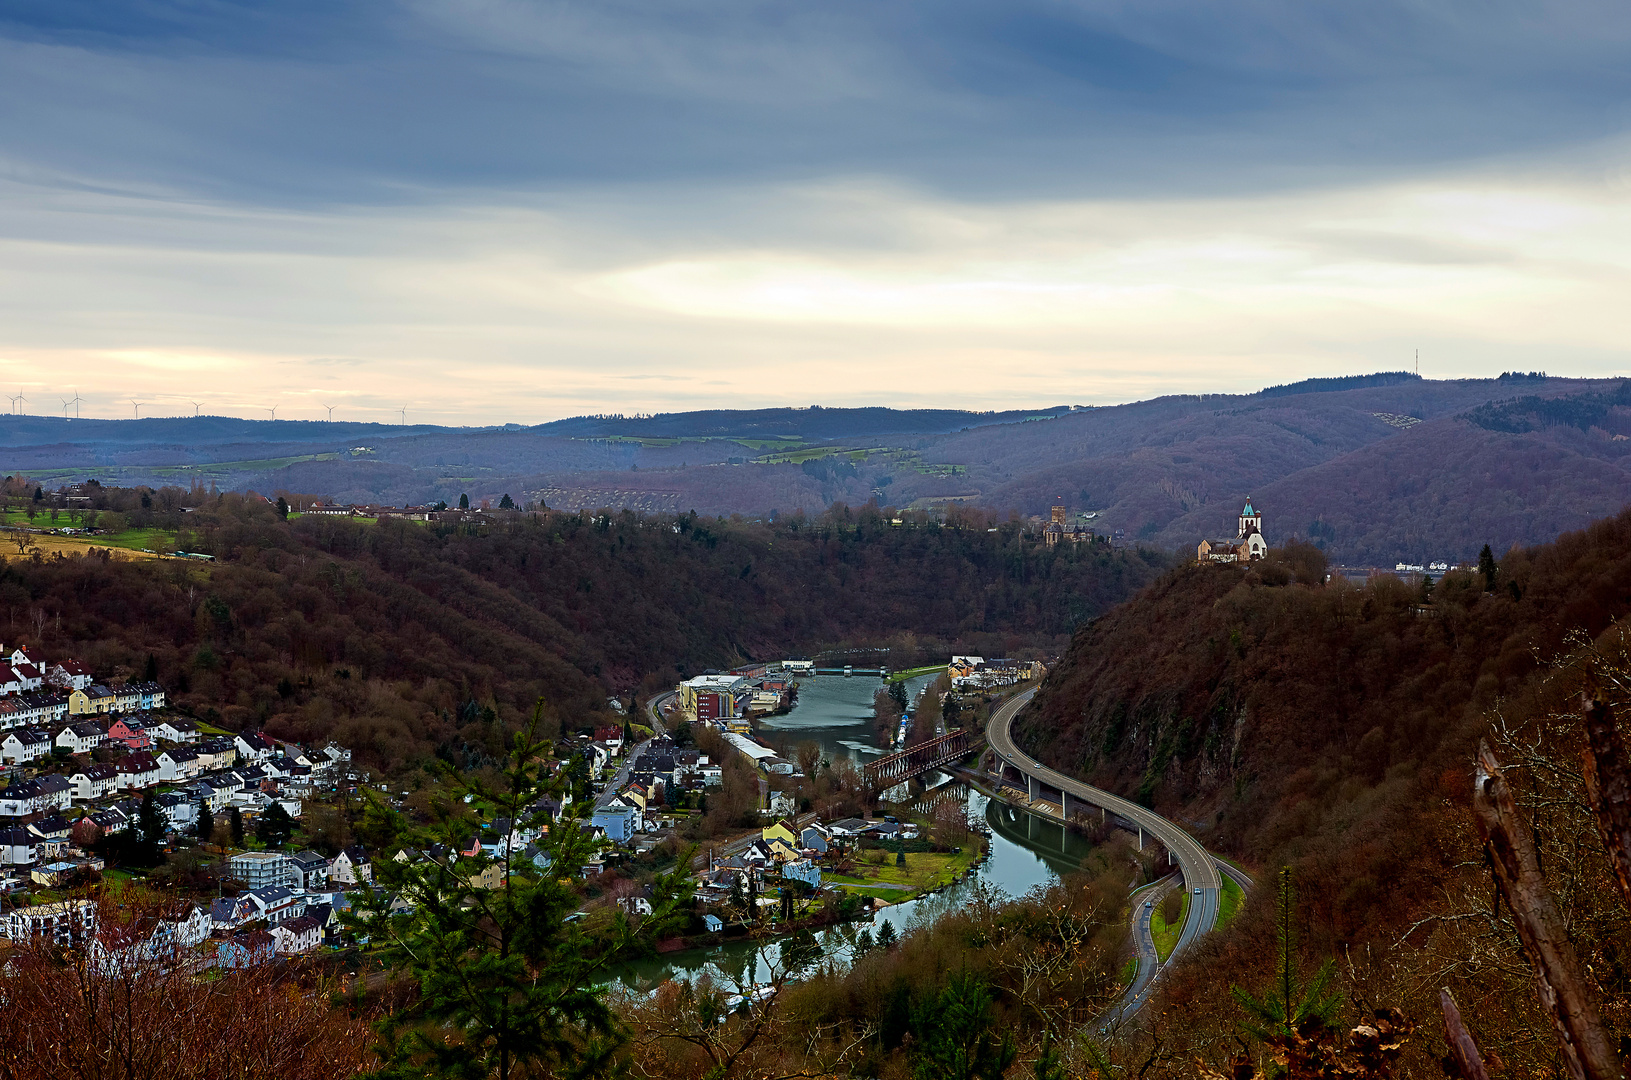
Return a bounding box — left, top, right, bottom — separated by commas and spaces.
1238, 498, 1261, 540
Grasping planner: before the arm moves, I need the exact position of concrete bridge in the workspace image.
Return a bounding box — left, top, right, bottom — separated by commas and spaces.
865, 728, 984, 786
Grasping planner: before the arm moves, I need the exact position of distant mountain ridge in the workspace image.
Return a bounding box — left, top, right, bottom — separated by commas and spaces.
1, 375, 1627, 564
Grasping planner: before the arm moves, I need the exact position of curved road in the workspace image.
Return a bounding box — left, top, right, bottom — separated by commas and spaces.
985, 688, 1225, 1027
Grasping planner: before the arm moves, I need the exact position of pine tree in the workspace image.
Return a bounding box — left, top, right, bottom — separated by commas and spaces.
229, 806, 244, 848
346, 699, 692, 1080
197, 799, 214, 846
499, 494, 514, 509
256, 801, 293, 849
143, 653, 158, 682
1229, 867, 1340, 1042
1031, 1030, 1066, 1080
876, 920, 897, 949
888, 679, 909, 712
910, 971, 1017, 1080
1478, 544, 1498, 591
275, 496, 289, 520
135, 790, 165, 867
459, 493, 470, 510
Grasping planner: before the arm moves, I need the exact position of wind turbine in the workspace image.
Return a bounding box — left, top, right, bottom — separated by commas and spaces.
13, 391, 26, 415
322, 404, 335, 422
267, 405, 279, 421
6, 395, 17, 414
60, 398, 70, 419
399, 405, 408, 426
68, 391, 82, 419
130, 400, 145, 419
190, 401, 204, 417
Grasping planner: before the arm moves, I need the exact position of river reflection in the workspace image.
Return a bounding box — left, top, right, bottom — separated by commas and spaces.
612, 676, 1097, 989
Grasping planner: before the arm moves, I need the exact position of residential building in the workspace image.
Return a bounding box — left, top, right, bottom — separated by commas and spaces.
246, 885, 305, 925
592, 800, 640, 843
115, 752, 161, 791
55, 719, 107, 754
0, 778, 46, 818
69, 685, 117, 716
70, 764, 117, 802
155, 792, 196, 830
215, 929, 275, 969
289, 850, 331, 889
782, 859, 821, 889
195, 736, 236, 769
151, 718, 198, 743
272, 913, 323, 955
106, 717, 152, 751
47, 660, 93, 692
0, 825, 36, 866
228, 851, 301, 891
34, 773, 72, 813
157, 748, 201, 782
1, 898, 95, 943
234, 732, 276, 762
330, 845, 371, 885
1, 726, 51, 764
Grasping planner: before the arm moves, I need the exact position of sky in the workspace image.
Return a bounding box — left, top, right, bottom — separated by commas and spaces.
3, 1, 1631, 425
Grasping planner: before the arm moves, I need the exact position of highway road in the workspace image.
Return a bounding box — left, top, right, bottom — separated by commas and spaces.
985, 687, 1227, 1023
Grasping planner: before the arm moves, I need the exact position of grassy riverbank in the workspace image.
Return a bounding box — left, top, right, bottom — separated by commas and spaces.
827, 847, 981, 902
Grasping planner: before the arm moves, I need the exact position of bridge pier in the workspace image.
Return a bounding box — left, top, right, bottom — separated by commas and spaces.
1061, 791, 1076, 821
1138, 826, 1144, 852
1026, 774, 1040, 803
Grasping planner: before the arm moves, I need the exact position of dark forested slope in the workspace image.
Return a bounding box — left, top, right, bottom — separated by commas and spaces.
0, 498, 1165, 773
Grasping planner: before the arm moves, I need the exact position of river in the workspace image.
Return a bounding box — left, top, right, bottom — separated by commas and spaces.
614, 674, 1098, 988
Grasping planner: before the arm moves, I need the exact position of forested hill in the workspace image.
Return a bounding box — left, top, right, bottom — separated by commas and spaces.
0, 498, 1164, 773
1010, 514, 1631, 1065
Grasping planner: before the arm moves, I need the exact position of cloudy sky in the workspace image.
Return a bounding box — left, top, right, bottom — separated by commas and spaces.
3, 1, 1631, 425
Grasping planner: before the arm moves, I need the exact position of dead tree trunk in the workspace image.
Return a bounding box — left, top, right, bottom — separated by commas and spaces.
1440, 987, 1492, 1080
1579, 690, 1631, 910
1472, 740, 1623, 1080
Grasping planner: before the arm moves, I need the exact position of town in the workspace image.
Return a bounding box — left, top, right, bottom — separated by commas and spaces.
0, 646, 1043, 968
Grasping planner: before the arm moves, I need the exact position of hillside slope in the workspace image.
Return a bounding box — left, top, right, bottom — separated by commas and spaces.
1008, 512, 1631, 1063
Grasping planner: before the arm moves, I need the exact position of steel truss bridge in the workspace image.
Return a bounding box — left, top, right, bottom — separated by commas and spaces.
864, 728, 983, 786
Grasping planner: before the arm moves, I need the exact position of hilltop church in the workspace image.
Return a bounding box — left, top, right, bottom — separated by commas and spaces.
1197, 499, 1269, 563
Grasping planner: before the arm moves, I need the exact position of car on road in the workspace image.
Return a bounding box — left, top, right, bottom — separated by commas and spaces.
1193, 888, 1202, 895
1144, 899, 1153, 909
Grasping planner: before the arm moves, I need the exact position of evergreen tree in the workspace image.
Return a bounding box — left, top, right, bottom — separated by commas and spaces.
876, 920, 897, 949
275, 495, 289, 520
31, 486, 41, 502
853, 927, 874, 958
144, 652, 159, 682
459, 493, 470, 510
910, 971, 1016, 1080
229, 805, 244, 848
1229, 868, 1340, 1042
256, 801, 294, 849
135, 789, 165, 866
499, 494, 515, 509
346, 700, 691, 1080
888, 679, 909, 712
1478, 543, 1499, 591
196, 799, 214, 846
1031, 1030, 1066, 1080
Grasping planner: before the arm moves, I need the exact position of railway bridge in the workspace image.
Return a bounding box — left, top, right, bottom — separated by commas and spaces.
864, 728, 983, 786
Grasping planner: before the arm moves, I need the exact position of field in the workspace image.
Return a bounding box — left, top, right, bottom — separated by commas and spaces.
826, 848, 979, 902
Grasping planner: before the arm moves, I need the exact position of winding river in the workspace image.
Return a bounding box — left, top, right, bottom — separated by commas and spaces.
614, 673, 1099, 988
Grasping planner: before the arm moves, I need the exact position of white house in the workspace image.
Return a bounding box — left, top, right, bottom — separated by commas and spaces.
245, 885, 305, 925
115, 753, 161, 791
47, 660, 94, 692
234, 732, 276, 762
330, 845, 372, 885
151, 718, 199, 744
0, 778, 46, 818
157, 748, 202, 782
156, 792, 197, 830
34, 774, 72, 813
1, 727, 51, 764
0, 825, 36, 866
70, 764, 118, 802
55, 720, 106, 754
272, 913, 323, 955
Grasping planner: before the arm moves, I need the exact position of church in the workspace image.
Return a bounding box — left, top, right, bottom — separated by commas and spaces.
1197, 499, 1269, 563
